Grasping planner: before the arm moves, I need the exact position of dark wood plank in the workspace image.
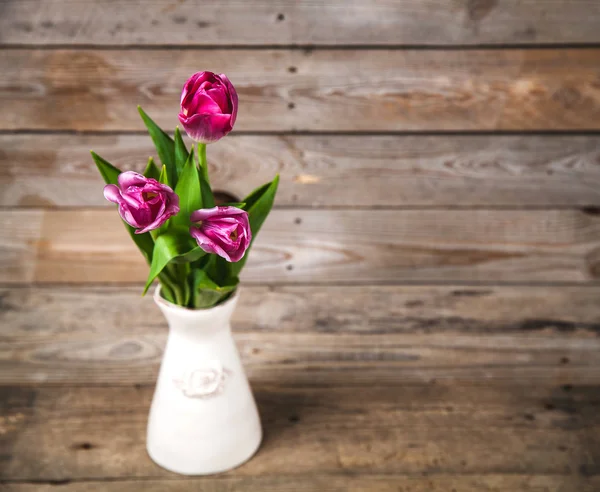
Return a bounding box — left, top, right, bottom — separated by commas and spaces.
3, 49, 600, 131
1, 285, 599, 385
2, 209, 600, 284
3, 134, 600, 207
1, 0, 599, 46
1, 383, 598, 481
4, 475, 600, 492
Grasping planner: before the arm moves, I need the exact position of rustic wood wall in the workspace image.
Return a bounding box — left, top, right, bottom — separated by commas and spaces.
2, 1, 600, 491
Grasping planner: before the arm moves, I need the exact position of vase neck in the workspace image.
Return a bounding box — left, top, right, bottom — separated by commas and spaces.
153, 287, 238, 338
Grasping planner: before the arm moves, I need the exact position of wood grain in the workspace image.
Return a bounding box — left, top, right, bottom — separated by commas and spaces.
3, 208, 600, 285
4, 475, 600, 492
1, 383, 599, 481
5, 285, 600, 336
3, 134, 600, 208
1, 285, 600, 385
1, 0, 600, 46
3, 49, 600, 132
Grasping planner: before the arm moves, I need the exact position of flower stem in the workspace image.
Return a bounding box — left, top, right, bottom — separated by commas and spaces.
197, 143, 207, 172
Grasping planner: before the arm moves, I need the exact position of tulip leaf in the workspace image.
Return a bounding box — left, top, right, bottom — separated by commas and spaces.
138, 106, 177, 188
172, 148, 201, 227
143, 233, 206, 295
158, 164, 169, 187
143, 156, 161, 181
190, 269, 238, 309
221, 202, 246, 209
91, 151, 121, 184
196, 143, 215, 208
228, 174, 279, 277
174, 127, 189, 177
91, 151, 155, 265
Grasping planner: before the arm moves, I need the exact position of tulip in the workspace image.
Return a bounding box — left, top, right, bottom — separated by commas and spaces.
103, 172, 180, 234
189, 207, 251, 262
178, 71, 238, 144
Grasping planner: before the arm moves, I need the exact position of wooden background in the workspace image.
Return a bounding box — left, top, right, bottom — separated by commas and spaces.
2, 1, 600, 491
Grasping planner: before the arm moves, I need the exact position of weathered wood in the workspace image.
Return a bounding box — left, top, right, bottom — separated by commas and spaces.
1, 0, 600, 46
3, 49, 600, 131
1, 285, 600, 385
4, 475, 600, 492
1, 383, 599, 481
2, 209, 600, 285
4, 285, 600, 336
3, 134, 600, 208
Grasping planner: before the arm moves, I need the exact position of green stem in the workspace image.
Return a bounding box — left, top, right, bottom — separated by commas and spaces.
197, 143, 207, 171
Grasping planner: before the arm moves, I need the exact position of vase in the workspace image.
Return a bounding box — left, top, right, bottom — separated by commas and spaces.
146, 286, 262, 475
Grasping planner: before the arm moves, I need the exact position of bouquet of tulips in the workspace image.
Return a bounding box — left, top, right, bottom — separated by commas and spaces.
91, 72, 278, 309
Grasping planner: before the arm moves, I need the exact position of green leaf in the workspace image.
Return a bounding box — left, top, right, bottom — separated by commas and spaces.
158, 165, 169, 187
174, 127, 189, 177
172, 148, 201, 227
91, 151, 121, 184
91, 151, 154, 264
229, 174, 279, 277
143, 157, 161, 180
222, 202, 246, 209
241, 181, 272, 212
138, 106, 177, 187
197, 143, 214, 208
143, 232, 206, 295
191, 269, 238, 309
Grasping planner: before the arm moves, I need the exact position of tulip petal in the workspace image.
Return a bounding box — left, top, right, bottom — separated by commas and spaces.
181, 72, 204, 106
190, 206, 246, 222
103, 184, 122, 204
118, 171, 147, 189
188, 92, 222, 115
206, 87, 228, 113
178, 113, 232, 143
219, 73, 238, 127
190, 227, 232, 262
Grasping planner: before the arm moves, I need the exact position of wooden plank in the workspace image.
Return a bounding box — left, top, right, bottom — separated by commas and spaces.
4, 285, 600, 336
3, 49, 600, 131
1, 285, 600, 385
2, 209, 600, 285
3, 134, 600, 208
1, 383, 599, 480
1, 0, 600, 46
4, 475, 600, 492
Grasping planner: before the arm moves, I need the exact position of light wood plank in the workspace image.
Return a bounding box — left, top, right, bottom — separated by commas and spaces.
3, 134, 600, 207
4, 475, 600, 492
1, 0, 599, 46
3, 49, 600, 131
2, 209, 600, 285
4, 285, 600, 336
1, 285, 599, 385
1, 383, 598, 480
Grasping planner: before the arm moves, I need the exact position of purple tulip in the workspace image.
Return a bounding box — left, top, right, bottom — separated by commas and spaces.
178, 71, 238, 144
189, 207, 251, 263
103, 172, 180, 234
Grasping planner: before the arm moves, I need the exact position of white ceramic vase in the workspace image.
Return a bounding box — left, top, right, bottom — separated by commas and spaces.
147, 286, 262, 475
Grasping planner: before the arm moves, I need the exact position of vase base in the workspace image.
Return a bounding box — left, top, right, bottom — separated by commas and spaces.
146, 427, 262, 476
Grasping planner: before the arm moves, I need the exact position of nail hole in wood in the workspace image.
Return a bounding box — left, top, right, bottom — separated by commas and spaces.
294, 217, 302, 225
288, 102, 295, 109
286, 265, 294, 271
72, 442, 94, 451
288, 66, 297, 73
276, 13, 285, 21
